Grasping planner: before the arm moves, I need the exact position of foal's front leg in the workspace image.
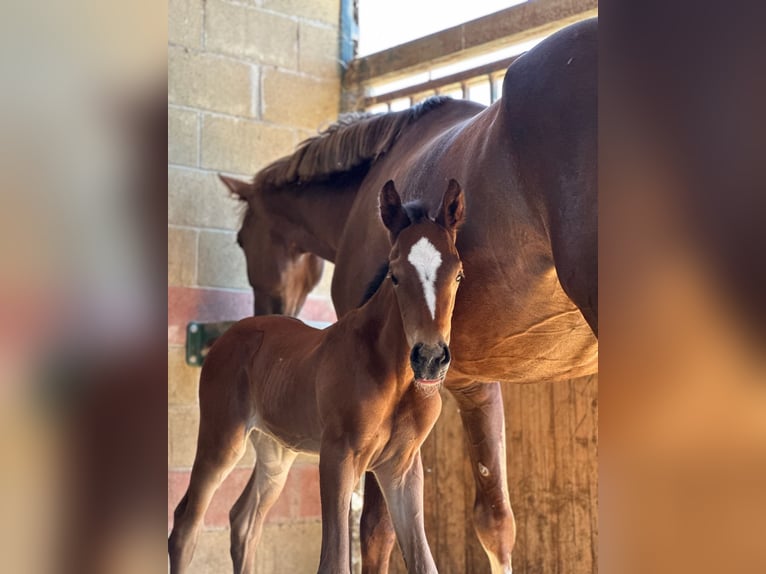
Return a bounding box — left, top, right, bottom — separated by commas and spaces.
317, 440, 359, 574
375, 451, 438, 574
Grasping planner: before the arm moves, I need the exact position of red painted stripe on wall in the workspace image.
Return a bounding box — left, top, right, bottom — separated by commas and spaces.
168, 286, 336, 345
299, 296, 338, 324
168, 465, 321, 530
167, 286, 252, 345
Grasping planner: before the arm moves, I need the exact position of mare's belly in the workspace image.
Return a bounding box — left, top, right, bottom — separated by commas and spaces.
449, 273, 598, 383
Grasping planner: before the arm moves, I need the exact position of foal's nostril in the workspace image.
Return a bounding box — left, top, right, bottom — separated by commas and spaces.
410, 343, 424, 365
439, 343, 451, 366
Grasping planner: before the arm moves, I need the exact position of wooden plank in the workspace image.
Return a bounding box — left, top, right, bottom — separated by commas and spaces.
573, 375, 599, 572
344, 0, 598, 88
434, 392, 468, 572
504, 377, 598, 574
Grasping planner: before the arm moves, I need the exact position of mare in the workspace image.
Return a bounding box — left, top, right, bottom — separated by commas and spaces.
168, 180, 467, 574
222, 19, 598, 573
234, 190, 324, 316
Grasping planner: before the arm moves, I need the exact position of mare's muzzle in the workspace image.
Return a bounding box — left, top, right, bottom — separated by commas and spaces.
252, 292, 286, 316
410, 342, 451, 385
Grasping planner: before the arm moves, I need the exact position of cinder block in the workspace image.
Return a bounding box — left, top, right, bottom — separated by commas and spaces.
255, 521, 322, 572
262, 69, 340, 130
197, 230, 250, 290
296, 465, 321, 518
205, 0, 298, 69
168, 167, 243, 230
200, 115, 295, 174
169, 406, 200, 469
203, 467, 250, 528
167, 286, 254, 346
298, 296, 337, 323
296, 128, 319, 145
169, 0, 203, 48
299, 22, 341, 79
168, 226, 197, 287
179, 522, 321, 574
168, 46, 254, 117
188, 529, 231, 574
168, 470, 190, 530
168, 347, 199, 406
264, 0, 341, 26
169, 107, 198, 166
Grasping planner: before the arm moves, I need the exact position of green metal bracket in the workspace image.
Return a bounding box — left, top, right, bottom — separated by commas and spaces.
185, 321, 237, 367
185, 319, 332, 367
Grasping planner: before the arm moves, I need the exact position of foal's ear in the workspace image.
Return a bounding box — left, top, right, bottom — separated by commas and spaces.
437, 179, 466, 233
379, 180, 410, 240
219, 174, 252, 200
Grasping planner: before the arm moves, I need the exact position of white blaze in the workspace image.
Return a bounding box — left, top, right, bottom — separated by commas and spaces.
407, 237, 442, 320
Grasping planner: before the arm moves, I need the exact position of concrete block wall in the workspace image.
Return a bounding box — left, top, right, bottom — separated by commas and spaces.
168, 0, 341, 570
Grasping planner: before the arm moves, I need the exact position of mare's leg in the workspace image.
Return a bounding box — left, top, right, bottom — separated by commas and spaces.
318, 440, 359, 574
450, 380, 515, 574
168, 418, 249, 574
360, 472, 397, 574
374, 451, 437, 574
229, 431, 298, 574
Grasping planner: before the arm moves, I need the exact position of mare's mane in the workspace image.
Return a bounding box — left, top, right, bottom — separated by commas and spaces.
252, 96, 451, 193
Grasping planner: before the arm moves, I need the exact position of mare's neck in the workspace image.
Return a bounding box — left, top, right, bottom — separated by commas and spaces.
261, 176, 362, 262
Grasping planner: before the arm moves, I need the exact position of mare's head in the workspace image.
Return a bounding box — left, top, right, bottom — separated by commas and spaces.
220, 175, 324, 316
379, 179, 466, 390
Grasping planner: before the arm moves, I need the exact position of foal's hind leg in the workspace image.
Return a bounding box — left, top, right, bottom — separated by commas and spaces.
229, 431, 297, 574
360, 473, 397, 573
168, 419, 249, 574
450, 380, 515, 574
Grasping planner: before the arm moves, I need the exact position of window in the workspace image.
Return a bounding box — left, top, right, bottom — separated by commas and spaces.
357, 0, 528, 56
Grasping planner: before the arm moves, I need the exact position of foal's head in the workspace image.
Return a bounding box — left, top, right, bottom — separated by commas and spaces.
220, 175, 324, 316
379, 179, 466, 390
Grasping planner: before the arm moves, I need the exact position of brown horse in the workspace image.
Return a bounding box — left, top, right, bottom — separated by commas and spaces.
221, 174, 325, 317
225, 19, 598, 573
169, 180, 466, 574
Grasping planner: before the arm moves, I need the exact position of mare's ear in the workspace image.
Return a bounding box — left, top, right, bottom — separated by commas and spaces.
436, 178, 466, 233
379, 180, 410, 240
219, 174, 252, 200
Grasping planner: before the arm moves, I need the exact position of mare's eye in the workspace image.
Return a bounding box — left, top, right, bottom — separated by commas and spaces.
390, 274, 399, 286
456, 272, 465, 283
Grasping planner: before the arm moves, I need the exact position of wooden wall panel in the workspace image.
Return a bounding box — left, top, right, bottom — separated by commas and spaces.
389, 375, 598, 574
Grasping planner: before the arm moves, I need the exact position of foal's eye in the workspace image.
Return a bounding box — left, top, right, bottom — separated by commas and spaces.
390, 274, 399, 286
456, 272, 465, 283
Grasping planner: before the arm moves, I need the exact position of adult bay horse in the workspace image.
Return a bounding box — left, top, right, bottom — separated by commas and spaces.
237, 222, 324, 317
222, 19, 598, 573
169, 180, 466, 574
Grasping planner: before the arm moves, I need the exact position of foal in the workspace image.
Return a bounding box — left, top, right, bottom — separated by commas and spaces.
169, 179, 466, 574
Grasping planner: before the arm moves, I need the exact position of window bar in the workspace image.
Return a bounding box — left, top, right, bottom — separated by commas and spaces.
489, 74, 498, 103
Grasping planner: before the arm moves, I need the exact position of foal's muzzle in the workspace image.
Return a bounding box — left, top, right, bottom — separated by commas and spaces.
410, 342, 451, 386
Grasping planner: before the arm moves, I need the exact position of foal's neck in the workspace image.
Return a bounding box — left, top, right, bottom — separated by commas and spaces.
353, 279, 411, 383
